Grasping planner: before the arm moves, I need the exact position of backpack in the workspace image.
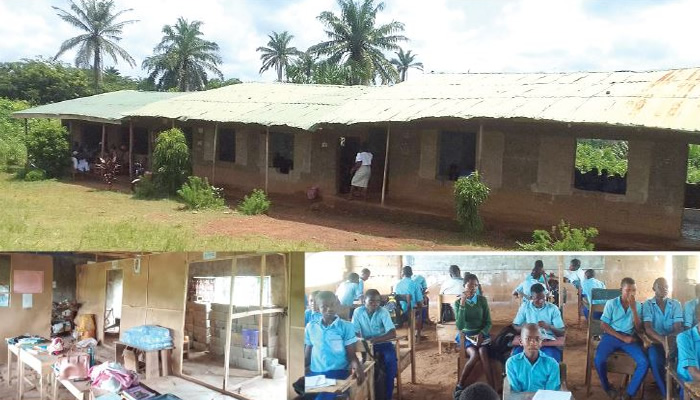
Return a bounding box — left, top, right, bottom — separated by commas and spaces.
489, 324, 518, 365
441, 303, 456, 323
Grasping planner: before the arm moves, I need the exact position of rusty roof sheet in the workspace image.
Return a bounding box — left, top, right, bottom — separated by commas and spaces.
321, 68, 700, 132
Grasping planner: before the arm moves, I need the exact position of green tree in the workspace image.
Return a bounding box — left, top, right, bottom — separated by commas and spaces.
142, 18, 223, 91
101, 66, 139, 92
390, 48, 423, 82
152, 128, 191, 195
257, 31, 301, 82
310, 0, 407, 85
25, 120, 71, 178
53, 0, 138, 92
204, 78, 242, 90
0, 58, 92, 104
0, 98, 30, 168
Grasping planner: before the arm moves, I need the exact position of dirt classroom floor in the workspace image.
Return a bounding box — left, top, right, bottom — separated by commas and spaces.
397, 300, 664, 400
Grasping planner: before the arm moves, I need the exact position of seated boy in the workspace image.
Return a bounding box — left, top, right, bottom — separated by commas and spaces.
305, 291, 365, 394
454, 382, 500, 400
395, 266, 424, 337
643, 277, 683, 398
305, 291, 321, 326
684, 284, 700, 329
581, 269, 606, 320
677, 303, 700, 387
594, 277, 648, 400
336, 273, 362, 307
505, 323, 561, 392
511, 283, 565, 362
352, 289, 397, 400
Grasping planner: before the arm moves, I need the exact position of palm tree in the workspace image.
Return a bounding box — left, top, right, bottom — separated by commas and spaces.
257, 31, 301, 82
53, 0, 138, 92
310, 0, 407, 85
391, 48, 423, 82
142, 17, 223, 91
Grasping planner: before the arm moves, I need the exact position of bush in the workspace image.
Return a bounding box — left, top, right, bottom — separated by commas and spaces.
177, 176, 226, 210
237, 189, 271, 215
133, 173, 162, 199
0, 98, 30, 168
152, 128, 191, 195
25, 120, 70, 178
517, 220, 599, 251
23, 169, 46, 181
454, 172, 490, 235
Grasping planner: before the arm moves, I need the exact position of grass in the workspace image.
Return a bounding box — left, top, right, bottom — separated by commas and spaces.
0, 173, 324, 251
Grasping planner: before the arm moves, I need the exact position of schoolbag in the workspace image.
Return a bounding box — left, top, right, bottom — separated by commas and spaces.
441, 303, 456, 323
489, 324, 518, 365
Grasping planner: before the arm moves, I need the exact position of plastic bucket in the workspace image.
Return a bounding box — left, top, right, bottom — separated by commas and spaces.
242, 328, 259, 348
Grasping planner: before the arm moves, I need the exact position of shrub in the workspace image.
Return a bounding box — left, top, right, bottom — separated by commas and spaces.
237, 189, 271, 215
177, 176, 226, 210
152, 128, 191, 195
133, 173, 162, 199
25, 120, 70, 178
0, 98, 30, 168
453, 172, 490, 235
94, 155, 120, 189
23, 169, 47, 181
517, 220, 599, 251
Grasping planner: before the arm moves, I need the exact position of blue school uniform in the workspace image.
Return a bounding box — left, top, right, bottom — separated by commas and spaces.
581, 277, 606, 319
511, 301, 565, 362
352, 306, 397, 400
684, 298, 700, 328
515, 276, 548, 302
305, 309, 321, 326
505, 351, 561, 392
595, 297, 648, 397
336, 281, 362, 306
305, 316, 358, 375
677, 327, 700, 382
642, 297, 683, 398
395, 277, 423, 312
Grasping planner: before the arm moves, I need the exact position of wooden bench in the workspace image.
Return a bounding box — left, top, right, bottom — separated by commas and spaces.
437, 294, 458, 354
306, 361, 375, 400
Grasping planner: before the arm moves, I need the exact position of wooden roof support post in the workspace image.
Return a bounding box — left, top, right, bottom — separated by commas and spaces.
129, 121, 134, 179
258, 255, 267, 375
212, 123, 219, 184
265, 127, 270, 193
147, 130, 153, 169
558, 255, 564, 309
101, 123, 106, 158
381, 122, 391, 206
223, 257, 238, 391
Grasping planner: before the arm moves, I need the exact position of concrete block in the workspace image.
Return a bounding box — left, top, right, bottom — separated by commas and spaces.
209, 311, 229, 322
270, 364, 285, 379
230, 345, 244, 360
236, 357, 259, 371
243, 346, 267, 359
191, 341, 208, 351
194, 319, 211, 329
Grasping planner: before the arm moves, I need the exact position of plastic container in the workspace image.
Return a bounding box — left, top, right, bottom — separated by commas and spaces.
242, 328, 259, 349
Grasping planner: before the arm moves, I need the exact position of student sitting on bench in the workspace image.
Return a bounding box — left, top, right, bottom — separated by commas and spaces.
511, 283, 565, 362
676, 303, 700, 387
305, 291, 321, 326
395, 266, 424, 337
352, 289, 397, 400
455, 273, 496, 392
305, 291, 365, 389
594, 277, 648, 400
642, 277, 683, 398
512, 260, 549, 302
581, 269, 606, 320
505, 323, 561, 392
684, 284, 700, 329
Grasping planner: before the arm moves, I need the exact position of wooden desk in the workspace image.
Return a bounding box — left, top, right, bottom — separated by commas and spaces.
306, 361, 375, 400
5, 341, 21, 385
511, 336, 566, 347
18, 347, 58, 400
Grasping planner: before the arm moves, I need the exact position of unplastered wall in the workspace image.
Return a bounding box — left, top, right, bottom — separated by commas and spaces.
0, 254, 53, 362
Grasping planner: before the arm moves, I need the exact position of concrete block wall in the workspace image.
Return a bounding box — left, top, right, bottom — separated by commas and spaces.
208, 303, 281, 371
185, 301, 211, 351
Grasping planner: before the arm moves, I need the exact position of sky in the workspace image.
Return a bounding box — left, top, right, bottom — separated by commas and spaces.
0, 0, 699, 83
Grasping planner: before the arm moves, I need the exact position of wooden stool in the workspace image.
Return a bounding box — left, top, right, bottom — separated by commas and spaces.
115, 342, 172, 380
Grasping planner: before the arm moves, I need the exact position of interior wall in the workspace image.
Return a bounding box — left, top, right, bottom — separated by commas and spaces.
0, 254, 54, 362
53, 256, 79, 303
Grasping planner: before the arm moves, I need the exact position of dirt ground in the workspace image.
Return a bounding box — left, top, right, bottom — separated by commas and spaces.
396, 301, 664, 400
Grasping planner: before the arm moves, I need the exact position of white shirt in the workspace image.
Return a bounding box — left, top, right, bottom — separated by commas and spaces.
566, 269, 586, 285
440, 277, 464, 295
356, 152, 373, 166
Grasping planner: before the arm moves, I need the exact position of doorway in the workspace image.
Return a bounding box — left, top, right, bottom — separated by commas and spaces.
336, 129, 388, 196
104, 268, 123, 347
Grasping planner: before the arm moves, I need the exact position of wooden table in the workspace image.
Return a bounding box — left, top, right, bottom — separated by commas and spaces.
511, 336, 566, 347
5, 341, 21, 385
17, 346, 58, 400
115, 341, 173, 380
306, 361, 375, 400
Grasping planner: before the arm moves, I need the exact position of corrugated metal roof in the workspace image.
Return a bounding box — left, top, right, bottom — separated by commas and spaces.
322, 68, 700, 133
127, 82, 376, 130
12, 90, 185, 124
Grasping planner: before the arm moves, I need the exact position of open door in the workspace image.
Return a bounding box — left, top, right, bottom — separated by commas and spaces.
104, 268, 123, 347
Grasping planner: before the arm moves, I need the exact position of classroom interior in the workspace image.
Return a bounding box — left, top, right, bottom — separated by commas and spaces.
302, 253, 700, 400
0, 252, 305, 400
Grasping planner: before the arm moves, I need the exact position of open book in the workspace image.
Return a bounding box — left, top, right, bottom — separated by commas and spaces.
305, 375, 337, 390
464, 334, 491, 346
532, 390, 572, 400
